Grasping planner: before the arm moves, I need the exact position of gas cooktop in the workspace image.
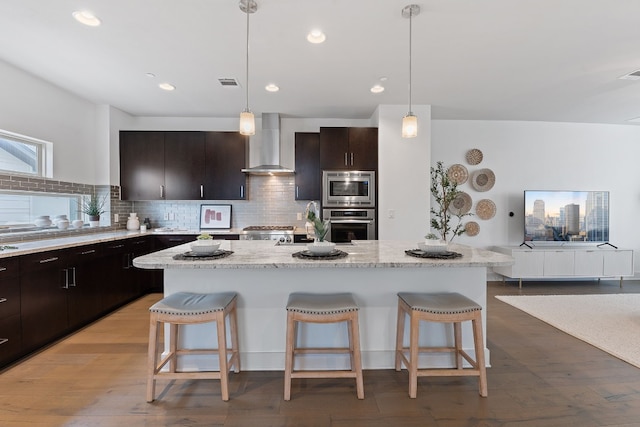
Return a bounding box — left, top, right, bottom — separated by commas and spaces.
242, 225, 295, 231
240, 225, 295, 244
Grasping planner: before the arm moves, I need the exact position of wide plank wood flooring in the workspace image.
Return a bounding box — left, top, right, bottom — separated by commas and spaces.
1, 280, 640, 426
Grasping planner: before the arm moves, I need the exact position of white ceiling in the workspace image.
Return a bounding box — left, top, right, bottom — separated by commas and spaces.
1, 0, 640, 125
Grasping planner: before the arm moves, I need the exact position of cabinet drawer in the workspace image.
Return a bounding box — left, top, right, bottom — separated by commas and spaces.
20, 250, 69, 273
0, 278, 20, 318
0, 314, 22, 366
0, 257, 19, 279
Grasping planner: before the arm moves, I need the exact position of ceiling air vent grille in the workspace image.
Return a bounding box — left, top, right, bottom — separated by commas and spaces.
218, 78, 240, 87
618, 70, 640, 81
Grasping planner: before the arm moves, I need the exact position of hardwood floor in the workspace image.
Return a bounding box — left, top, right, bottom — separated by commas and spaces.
2, 280, 640, 426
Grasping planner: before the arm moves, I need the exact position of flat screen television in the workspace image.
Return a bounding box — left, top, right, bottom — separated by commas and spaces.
524, 190, 609, 243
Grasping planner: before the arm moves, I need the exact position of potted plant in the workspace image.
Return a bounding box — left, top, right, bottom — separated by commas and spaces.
429, 161, 472, 243
80, 194, 107, 227
306, 209, 335, 254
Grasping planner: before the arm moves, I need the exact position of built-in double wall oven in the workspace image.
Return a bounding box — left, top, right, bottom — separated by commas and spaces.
322, 170, 376, 243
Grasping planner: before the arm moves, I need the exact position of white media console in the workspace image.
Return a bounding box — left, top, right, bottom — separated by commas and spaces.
492, 245, 634, 288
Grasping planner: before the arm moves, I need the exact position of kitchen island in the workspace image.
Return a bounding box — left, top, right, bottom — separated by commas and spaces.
133, 240, 513, 371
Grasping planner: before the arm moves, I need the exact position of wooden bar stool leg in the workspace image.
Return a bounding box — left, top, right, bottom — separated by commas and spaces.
169, 323, 178, 373
146, 315, 159, 402
472, 314, 488, 397
454, 322, 463, 370
350, 314, 365, 399
229, 302, 240, 373
395, 300, 406, 371
216, 311, 230, 401
283, 312, 295, 401
408, 312, 420, 399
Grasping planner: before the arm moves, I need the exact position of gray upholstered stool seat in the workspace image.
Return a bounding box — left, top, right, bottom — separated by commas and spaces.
146, 292, 240, 402
284, 292, 364, 400
395, 292, 487, 398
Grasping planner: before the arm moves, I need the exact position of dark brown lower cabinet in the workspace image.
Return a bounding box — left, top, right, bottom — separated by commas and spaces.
2, 236, 159, 369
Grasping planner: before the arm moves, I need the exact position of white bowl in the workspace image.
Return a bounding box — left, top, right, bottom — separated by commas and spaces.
417, 241, 448, 253
72, 220, 84, 228
57, 220, 70, 229
190, 240, 221, 254
306, 241, 336, 255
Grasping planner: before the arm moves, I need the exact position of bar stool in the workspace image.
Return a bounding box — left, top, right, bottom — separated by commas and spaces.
284, 292, 364, 400
395, 292, 487, 398
146, 292, 240, 402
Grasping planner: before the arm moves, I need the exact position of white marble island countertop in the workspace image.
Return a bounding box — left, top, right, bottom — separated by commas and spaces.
133, 240, 514, 270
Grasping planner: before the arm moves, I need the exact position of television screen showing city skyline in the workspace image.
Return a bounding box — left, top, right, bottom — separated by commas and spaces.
524, 190, 609, 242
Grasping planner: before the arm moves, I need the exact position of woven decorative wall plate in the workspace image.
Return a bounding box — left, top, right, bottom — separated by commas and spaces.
466, 148, 483, 165
471, 168, 495, 192
476, 199, 496, 220
465, 221, 480, 236
448, 191, 472, 215
447, 164, 468, 184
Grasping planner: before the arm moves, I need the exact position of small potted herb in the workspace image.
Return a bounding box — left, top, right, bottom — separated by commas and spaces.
80, 194, 107, 227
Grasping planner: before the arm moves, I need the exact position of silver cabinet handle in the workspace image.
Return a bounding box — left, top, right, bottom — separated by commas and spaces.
0, 267, 6, 272
200, 184, 204, 198
80, 250, 96, 255
240, 185, 244, 198
296, 186, 299, 199
0, 338, 8, 345
39, 257, 59, 264
350, 152, 354, 166
344, 153, 348, 166
160, 185, 165, 198
62, 269, 70, 289
0, 298, 7, 303
69, 267, 76, 287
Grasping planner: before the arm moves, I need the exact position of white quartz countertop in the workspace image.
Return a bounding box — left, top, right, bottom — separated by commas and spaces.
133, 240, 514, 270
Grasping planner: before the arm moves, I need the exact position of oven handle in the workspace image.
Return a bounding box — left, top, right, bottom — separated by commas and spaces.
328, 219, 375, 224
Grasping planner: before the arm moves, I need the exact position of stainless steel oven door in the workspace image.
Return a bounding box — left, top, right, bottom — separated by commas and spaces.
323, 208, 376, 243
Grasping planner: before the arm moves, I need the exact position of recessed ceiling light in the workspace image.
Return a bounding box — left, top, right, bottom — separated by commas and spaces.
307, 29, 326, 44
158, 83, 175, 91
370, 84, 385, 94
265, 84, 279, 92
72, 10, 101, 27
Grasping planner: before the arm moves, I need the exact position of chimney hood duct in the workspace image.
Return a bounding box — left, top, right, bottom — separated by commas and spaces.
241, 113, 294, 175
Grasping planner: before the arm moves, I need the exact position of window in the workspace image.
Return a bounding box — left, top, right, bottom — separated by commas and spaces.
0, 192, 81, 227
0, 129, 51, 177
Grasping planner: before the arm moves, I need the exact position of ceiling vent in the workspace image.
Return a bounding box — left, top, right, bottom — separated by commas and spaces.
618, 70, 640, 81
218, 78, 240, 87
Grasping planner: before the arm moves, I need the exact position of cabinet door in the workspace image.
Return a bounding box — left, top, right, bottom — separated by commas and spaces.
120, 131, 165, 200
67, 245, 104, 329
603, 250, 634, 276
543, 250, 575, 276
511, 250, 545, 277
0, 258, 21, 366
20, 250, 70, 352
164, 132, 206, 200
294, 132, 321, 200
348, 127, 378, 170
574, 250, 604, 277
319, 127, 349, 169
204, 132, 248, 200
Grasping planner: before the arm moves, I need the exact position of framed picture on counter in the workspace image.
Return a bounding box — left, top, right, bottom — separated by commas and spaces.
200, 204, 232, 229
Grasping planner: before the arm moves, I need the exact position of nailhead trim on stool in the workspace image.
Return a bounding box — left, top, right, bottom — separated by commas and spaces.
284, 292, 364, 400
146, 292, 240, 402
395, 292, 487, 398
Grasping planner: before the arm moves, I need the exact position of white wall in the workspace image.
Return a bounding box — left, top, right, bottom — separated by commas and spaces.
374, 105, 431, 241
432, 120, 640, 260
0, 59, 100, 184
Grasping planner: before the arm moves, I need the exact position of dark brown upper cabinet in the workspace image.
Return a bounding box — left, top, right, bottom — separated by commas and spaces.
319, 127, 378, 170
120, 131, 165, 200
204, 131, 248, 200
294, 132, 321, 201
164, 131, 205, 200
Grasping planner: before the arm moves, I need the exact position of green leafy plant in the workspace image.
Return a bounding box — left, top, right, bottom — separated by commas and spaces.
430, 161, 472, 242
197, 232, 212, 240
80, 194, 107, 218
306, 209, 330, 242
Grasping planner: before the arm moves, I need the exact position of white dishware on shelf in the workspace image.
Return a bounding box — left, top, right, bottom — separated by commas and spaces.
57, 220, 70, 229
417, 240, 448, 253
35, 215, 52, 227
306, 241, 336, 255
72, 219, 84, 228
190, 240, 221, 255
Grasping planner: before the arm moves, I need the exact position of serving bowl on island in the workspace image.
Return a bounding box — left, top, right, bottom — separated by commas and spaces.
417, 240, 448, 253
190, 240, 221, 255
306, 241, 336, 255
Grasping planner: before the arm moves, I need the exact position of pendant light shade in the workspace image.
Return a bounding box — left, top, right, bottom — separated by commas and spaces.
239, 0, 257, 136
401, 4, 420, 139
402, 114, 418, 138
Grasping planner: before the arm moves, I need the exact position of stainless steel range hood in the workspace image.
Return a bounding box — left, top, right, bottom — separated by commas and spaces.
241, 113, 294, 175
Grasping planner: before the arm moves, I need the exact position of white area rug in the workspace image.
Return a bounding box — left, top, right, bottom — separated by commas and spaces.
495, 294, 640, 369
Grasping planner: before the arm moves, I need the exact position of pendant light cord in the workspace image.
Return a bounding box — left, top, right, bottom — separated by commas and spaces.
408, 7, 413, 115
245, 7, 250, 112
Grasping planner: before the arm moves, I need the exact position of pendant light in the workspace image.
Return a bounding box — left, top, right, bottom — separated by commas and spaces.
239, 0, 257, 136
401, 4, 420, 138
